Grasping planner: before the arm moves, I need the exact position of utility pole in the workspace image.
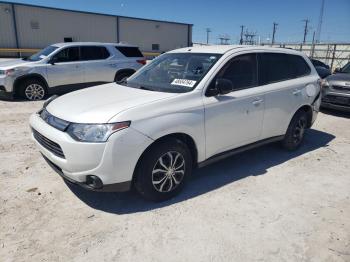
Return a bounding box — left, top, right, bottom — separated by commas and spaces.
316, 0, 325, 43
302, 19, 309, 44
205, 28, 211, 44
311, 31, 316, 58
271, 22, 278, 46
239, 25, 244, 45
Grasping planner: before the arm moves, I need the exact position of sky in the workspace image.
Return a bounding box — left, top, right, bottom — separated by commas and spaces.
3, 0, 350, 44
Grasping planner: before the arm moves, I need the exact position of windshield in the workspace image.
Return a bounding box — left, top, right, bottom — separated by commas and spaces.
25, 45, 59, 61
124, 53, 222, 93
341, 62, 350, 73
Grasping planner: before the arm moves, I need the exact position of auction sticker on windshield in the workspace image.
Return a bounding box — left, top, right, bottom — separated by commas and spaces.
171, 79, 197, 88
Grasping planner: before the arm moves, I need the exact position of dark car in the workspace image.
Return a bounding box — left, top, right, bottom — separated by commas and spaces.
321, 62, 350, 111
310, 58, 331, 79
310, 58, 330, 69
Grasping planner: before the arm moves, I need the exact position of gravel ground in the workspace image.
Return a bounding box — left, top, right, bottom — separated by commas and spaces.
0, 99, 349, 262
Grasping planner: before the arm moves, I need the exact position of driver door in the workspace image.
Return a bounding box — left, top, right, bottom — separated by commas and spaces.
46, 46, 84, 88
203, 53, 265, 158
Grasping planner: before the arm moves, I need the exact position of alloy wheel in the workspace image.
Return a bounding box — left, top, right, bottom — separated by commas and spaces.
151, 151, 185, 193
25, 84, 45, 100
293, 118, 306, 144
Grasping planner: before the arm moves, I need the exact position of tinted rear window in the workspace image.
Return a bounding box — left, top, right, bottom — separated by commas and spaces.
81, 46, 110, 60
115, 46, 143, 57
259, 53, 311, 85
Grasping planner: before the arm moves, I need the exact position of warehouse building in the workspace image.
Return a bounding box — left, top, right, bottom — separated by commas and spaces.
0, 1, 192, 56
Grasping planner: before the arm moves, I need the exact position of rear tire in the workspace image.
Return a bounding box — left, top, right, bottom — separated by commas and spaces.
18, 78, 47, 101
134, 138, 192, 202
282, 110, 308, 151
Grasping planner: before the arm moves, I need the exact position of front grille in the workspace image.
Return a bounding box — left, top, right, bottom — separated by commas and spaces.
323, 95, 350, 106
332, 85, 350, 92
32, 129, 65, 158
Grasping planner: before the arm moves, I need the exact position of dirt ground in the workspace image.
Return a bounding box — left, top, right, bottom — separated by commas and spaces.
0, 99, 349, 262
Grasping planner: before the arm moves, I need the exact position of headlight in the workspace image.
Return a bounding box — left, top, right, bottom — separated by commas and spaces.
0, 69, 15, 76
320, 79, 329, 88
67, 121, 131, 142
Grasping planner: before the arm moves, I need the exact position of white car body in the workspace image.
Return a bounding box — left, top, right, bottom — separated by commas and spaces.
0, 42, 145, 100
29, 45, 321, 194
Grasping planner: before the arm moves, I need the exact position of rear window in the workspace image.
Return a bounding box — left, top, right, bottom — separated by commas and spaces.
80, 46, 110, 60
115, 46, 143, 57
259, 53, 311, 85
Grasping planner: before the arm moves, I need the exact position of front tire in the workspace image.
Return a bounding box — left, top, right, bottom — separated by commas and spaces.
134, 138, 192, 202
19, 78, 47, 101
282, 110, 308, 151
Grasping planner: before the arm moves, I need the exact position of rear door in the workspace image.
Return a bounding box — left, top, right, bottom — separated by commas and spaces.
258, 52, 313, 139
46, 46, 84, 88
80, 46, 113, 83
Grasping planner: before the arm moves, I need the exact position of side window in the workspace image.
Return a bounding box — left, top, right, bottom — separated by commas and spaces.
115, 46, 143, 57
259, 53, 293, 84
53, 47, 79, 63
80, 46, 110, 61
217, 53, 258, 90
289, 55, 311, 77
259, 53, 310, 85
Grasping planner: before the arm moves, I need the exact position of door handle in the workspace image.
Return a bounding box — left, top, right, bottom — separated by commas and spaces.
293, 89, 301, 96
252, 99, 263, 106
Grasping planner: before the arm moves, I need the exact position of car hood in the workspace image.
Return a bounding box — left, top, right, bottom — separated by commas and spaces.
327, 73, 350, 82
46, 83, 178, 123
0, 59, 33, 69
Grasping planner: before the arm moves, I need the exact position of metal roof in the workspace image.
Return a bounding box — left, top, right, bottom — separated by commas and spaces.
0, 1, 193, 26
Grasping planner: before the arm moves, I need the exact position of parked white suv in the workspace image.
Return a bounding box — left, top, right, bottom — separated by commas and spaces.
30, 45, 321, 201
0, 42, 145, 100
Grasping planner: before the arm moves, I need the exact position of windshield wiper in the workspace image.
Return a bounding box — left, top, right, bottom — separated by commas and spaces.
140, 86, 155, 91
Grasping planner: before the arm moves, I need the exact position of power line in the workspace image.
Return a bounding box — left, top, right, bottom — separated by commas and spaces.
272, 22, 278, 45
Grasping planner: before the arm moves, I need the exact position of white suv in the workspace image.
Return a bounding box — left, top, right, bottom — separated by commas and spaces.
30, 45, 321, 201
0, 42, 145, 100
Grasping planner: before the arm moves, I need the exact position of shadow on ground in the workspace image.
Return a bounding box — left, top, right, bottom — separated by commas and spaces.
66, 129, 335, 214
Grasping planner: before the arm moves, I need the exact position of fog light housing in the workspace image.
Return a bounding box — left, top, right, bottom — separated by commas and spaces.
86, 175, 103, 189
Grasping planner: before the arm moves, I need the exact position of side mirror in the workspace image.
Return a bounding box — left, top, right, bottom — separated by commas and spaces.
334, 67, 341, 73
49, 57, 57, 65
216, 78, 234, 95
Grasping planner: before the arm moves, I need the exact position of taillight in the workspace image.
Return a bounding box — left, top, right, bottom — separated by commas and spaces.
137, 59, 147, 65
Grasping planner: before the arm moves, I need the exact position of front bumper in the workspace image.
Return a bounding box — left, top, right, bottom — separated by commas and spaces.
0, 74, 14, 93
321, 89, 350, 112
42, 154, 131, 192
29, 113, 154, 192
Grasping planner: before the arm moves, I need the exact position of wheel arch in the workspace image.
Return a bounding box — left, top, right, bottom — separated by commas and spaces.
13, 73, 49, 96
132, 132, 199, 183
291, 104, 313, 128
114, 68, 136, 81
